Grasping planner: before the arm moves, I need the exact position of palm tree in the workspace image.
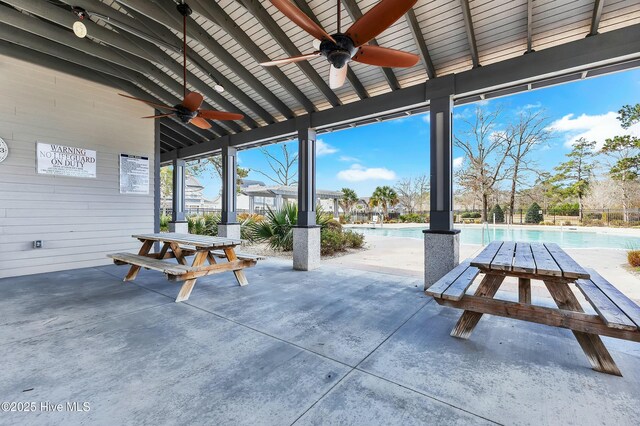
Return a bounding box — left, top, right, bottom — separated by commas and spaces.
339, 188, 358, 217
369, 186, 399, 220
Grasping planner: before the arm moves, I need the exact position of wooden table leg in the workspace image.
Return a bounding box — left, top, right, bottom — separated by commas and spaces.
451, 274, 505, 339
544, 280, 622, 376
175, 250, 208, 302
158, 242, 171, 259
124, 239, 154, 281
169, 242, 188, 265
224, 247, 248, 286
518, 278, 531, 304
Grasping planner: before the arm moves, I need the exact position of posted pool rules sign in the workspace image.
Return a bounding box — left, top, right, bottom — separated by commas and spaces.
36, 142, 97, 178
119, 153, 149, 194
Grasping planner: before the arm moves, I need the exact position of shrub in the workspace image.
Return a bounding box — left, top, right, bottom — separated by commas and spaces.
160, 214, 170, 232
399, 213, 426, 223
628, 250, 640, 267
321, 229, 347, 255
562, 220, 573, 226
248, 203, 331, 251
343, 230, 365, 248
237, 212, 264, 223
548, 202, 579, 216
525, 202, 543, 224
326, 219, 343, 232
489, 204, 504, 223
202, 212, 219, 236
239, 214, 264, 243
188, 216, 204, 235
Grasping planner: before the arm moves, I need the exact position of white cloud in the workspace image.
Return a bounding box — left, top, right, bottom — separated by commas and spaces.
548, 112, 640, 149
337, 164, 397, 182
338, 155, 360, 162
422, 114, 430, 124
453, 156, 464, 169
316, 139, 338, 156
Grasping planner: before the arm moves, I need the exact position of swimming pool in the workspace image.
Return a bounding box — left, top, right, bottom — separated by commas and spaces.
351, 225, 640, 249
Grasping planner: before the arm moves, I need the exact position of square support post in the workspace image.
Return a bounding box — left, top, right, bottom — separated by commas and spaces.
169, 157, 188, 233
424, 94, 460, 289
153, 115, 161, 250
218, 144, 240, 239
294, 124, 320, 271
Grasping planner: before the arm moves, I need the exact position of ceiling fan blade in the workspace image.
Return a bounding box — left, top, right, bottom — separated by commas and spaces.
260, 52, 321, 67
345, 0, 417, 47
190, 117, 212, 129
352, 45, 419, 68
271, 0, 336, 43
181, 92, 204, 112
198, 110, 245, 121
329, 64, 348, 89
118, 93, 177, 111
141, 113, 174, 119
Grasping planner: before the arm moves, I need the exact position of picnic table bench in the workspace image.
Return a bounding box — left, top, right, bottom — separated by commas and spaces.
108, 233, 265, 302
426, 241, 640, 376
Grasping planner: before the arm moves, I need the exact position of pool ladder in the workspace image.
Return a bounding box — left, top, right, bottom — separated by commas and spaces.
481, 222, 491, 245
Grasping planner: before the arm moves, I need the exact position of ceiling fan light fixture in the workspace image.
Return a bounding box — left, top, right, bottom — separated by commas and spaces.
72, 21, 87, 38
214, 84, 225, 93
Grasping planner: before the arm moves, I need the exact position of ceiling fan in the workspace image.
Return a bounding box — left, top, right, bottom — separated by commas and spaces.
260, 0, 420, 89
118, 2, 244, 129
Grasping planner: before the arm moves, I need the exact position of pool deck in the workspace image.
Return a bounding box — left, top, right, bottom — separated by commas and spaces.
1, 259, 639, 425
334, 227, 640, 303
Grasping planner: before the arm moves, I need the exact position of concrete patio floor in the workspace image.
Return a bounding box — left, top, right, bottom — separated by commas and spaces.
1, 259, 639, 425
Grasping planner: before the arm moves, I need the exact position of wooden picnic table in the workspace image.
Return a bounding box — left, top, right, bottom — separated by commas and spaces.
426, 241, 640, 376
108, 233, 264, 302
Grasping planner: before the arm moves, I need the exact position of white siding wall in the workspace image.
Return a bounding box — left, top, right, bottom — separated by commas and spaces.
0, 55, 155, 278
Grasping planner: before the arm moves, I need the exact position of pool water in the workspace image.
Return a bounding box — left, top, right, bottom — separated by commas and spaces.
352, 225, 640, 249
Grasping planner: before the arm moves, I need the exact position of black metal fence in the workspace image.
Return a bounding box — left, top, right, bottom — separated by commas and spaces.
160, 208, 640, 227
455, 208, 640, 226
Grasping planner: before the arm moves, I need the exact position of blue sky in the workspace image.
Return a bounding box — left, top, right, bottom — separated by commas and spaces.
197, 68, 640, 199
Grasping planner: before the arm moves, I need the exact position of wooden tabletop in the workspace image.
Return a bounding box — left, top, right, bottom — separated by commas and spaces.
470, 241, 590, 280
132, 233, 242, 249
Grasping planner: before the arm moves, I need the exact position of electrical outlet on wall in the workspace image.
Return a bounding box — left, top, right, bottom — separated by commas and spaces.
33, 240, 43, 249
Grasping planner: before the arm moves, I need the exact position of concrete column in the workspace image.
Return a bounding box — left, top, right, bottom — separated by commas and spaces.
169, 158, 188, 233
333, 198, 339, 220
294, 123, 320, 271
275, 194, 283, 210
218, 144, 240, 239
425, 93, 459, 289
249, 195, 255, 213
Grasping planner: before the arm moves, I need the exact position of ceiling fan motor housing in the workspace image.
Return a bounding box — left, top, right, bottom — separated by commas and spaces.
174, 105, 197, 123
320, 34, 358, 68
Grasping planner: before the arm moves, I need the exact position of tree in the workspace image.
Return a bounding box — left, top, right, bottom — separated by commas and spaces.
251, 143, 298, 186
489, 204, 505, 223
618, 104, 640, 128
339, 188, 358, 216
160, 166, 173, 215
551, 138, 596, 221
369, 186, 399, 220
394, 175, 429, 213
455, 107, 512, 221
601, 104, 640, 221
188, 156, 249, 193
496, 109, 550, 223
525, 202, 543, 224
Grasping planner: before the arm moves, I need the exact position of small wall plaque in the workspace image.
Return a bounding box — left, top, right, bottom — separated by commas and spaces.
0, 137, 7, 163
